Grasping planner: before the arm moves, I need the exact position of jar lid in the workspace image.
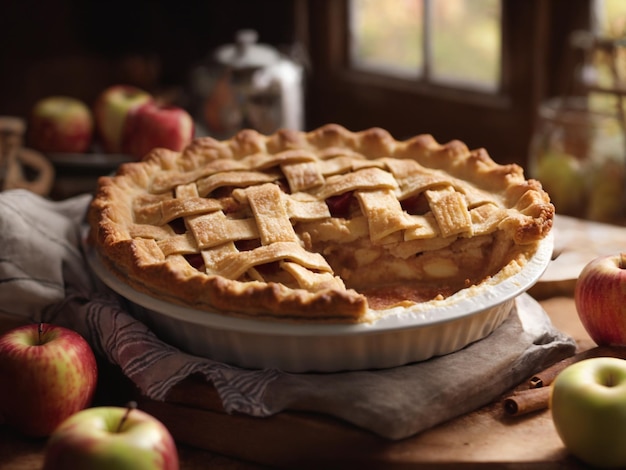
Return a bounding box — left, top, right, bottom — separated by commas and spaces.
214, 29, 280, 69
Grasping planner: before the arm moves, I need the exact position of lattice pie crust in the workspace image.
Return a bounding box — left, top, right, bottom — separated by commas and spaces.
88, 124, 554, 323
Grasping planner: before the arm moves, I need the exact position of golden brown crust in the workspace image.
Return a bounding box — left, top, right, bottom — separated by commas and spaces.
88, 124, 554, 322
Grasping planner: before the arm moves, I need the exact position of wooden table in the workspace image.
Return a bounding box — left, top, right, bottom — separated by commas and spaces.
0, 294, 597, 469
3, 211, 621, 469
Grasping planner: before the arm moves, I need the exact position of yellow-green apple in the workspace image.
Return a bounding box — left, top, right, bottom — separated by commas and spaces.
29, 96, 94, 153
574, 253, 626, 346
587, 159, 626, 223
0, 323, 97, 437
93, 85, 153, 153
551, 357, 626, 468
120, 102, 194, 160
532, 150, 586, 216
43, 404, 179, 470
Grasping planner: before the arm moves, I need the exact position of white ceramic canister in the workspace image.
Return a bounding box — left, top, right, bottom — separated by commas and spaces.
191, 29, 305, 139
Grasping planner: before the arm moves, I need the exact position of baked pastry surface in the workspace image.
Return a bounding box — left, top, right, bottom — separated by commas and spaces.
88, 124, 554, 322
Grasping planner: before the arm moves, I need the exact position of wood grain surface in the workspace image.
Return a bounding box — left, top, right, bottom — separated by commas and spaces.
132, 296, 593, 469
0, 297, 599, 469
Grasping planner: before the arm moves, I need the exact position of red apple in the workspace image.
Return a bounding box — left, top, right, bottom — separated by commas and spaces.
120, 101, 194, 159
43, 403, 179, 470
29, 96, 93, 153
574, 253, 626, 346
93, 84, 153, 153
0, 323, 98, 437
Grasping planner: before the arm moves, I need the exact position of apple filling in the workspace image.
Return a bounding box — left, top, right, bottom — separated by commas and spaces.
148, 179, 519, 311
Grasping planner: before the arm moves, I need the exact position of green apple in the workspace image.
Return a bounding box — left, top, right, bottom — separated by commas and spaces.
532, 150, 586, 216
93, 85, 153, 153
43, 404, 179, 470
587, 159, 626, 223
551, 357, 626, 468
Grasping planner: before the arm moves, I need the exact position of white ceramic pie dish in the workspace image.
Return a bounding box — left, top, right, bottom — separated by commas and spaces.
86, 232, 553, 372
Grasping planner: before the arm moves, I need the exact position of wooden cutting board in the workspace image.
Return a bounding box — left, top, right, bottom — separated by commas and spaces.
136, 297, 594, 469
529, 215, 626, 299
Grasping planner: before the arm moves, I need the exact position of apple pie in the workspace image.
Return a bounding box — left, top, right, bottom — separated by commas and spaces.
88, 124, 553, 322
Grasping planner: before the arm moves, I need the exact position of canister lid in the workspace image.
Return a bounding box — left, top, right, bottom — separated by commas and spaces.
214, 29, 280, 69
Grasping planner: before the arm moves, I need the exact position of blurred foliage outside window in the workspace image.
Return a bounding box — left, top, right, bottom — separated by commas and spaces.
595, 0, 626, 37
349, 0, 626, 97
349, 0, 501, 92
581, 0, 626, 113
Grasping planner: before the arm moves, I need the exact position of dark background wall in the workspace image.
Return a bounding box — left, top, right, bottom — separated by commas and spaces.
0, 0, 297, 119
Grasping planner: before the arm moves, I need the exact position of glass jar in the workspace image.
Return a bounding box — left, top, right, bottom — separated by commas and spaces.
528, 96, 626, 225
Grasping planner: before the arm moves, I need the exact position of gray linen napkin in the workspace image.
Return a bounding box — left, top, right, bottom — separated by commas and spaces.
0, 189, 576, 440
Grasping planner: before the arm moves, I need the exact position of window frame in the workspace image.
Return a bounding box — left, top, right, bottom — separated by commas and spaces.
296, 0, 591, 166
348, 0, 503, 96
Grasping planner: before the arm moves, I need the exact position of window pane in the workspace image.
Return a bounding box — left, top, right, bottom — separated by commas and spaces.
592, 0, 626, 90
584, 1, 626, 111
430, 0, 501, 91
349, 0, 423, 78
594, 0, 626, 37
349, 0, 501, 92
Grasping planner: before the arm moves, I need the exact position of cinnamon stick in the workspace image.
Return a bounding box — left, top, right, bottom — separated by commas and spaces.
503, 346, 626, 417
528, 355, 579, 389
528, 345, 626, 388
503, 387, 551, 417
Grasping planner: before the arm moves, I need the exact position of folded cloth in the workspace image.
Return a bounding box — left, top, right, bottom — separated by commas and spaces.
0, 189, 576, 440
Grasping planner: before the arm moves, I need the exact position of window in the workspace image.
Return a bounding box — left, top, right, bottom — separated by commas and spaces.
593, 0, 626, 37
549, 0, 626, 135
298, 1, 605, 167
349, 0, 423, 80
582, 0, 626, 110
349, 0, 501, 92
